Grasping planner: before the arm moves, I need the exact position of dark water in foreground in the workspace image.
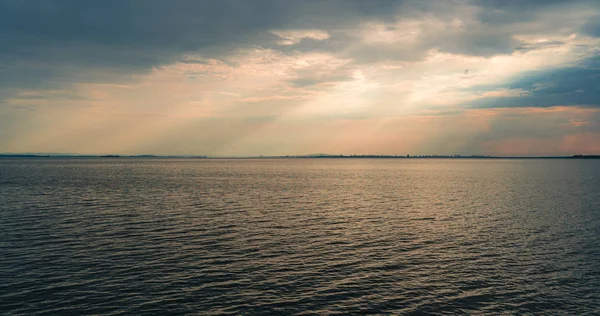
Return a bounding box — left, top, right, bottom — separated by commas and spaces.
1, 158, 600, 315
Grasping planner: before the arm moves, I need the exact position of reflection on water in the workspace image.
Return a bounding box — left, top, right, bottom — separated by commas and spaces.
1, 158, 600, 314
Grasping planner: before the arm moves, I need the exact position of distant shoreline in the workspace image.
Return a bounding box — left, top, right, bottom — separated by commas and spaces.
1, 154, 599, 159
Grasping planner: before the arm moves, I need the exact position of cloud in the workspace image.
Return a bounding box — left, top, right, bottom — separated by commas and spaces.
468, 57, 600, 108
2, 0, 598, 93
1, 0, 600, 155
0, 1, 402, 85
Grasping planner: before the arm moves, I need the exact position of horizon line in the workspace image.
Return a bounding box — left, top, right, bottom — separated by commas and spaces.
1, 153, 599, 159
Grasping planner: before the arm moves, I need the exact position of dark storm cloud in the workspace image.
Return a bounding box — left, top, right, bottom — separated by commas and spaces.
0, 0, 407, 96
0, 0, 402, 67
474, 0, 598, 22
0, 0, 599, 97
582, 20, 600, 37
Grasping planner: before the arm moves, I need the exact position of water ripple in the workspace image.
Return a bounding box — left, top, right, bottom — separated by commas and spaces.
1, 158, 600, 314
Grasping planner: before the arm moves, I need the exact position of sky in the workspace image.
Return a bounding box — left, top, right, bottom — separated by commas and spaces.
1, 0, 600, 156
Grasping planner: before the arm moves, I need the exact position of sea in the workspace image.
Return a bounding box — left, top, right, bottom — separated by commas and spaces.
1, 158, 600, 315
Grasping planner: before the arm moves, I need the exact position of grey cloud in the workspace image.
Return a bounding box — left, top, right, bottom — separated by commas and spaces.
0, 0, 409, 97
0, 0, 405, 64
475, 0, 599, 27
423, 28, 521, 57
345, 41, 426, 64
582, 20, 600, 37
271, 0, 599, 66
1, 0, 600, 98
515, 40, 565, 52
582, 55, 600, 69
288, 64, 355, 87
273, 36, 344, 55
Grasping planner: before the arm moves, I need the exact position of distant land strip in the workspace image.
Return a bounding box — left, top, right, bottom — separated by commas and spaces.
1, 154, 599, 159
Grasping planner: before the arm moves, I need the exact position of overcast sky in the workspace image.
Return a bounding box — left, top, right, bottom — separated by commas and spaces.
1, 0, 600, 156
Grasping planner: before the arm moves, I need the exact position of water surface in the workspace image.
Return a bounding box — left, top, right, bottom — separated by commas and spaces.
1, 158, 600, 314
